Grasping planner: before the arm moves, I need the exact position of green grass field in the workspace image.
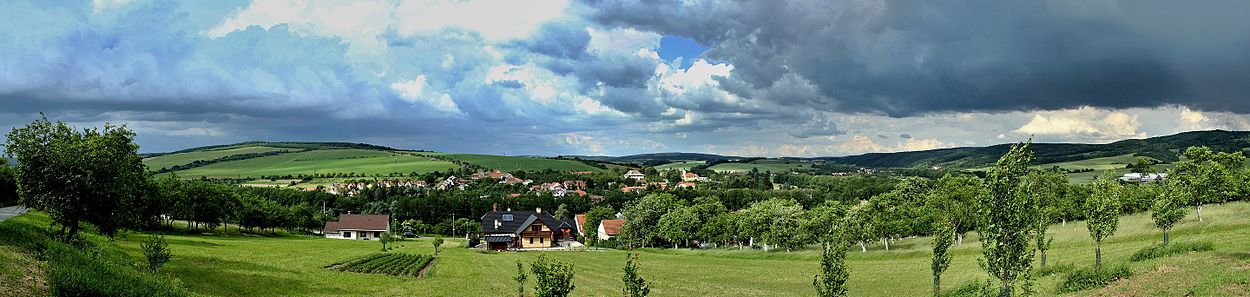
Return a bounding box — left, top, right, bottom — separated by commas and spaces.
708, 159, 813, 173
171, 149, 459, 178
654, 161, 704, 171
143, 146, 291, 171
107, 202, 1250, 296
424, 153, 603, 172
964, 154, 1178, 184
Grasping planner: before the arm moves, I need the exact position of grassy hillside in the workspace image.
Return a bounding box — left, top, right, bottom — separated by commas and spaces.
113, 202, 1250, 296
424, 153, 603, 172
708, 159, 814, 173
143, 146, 291, 171
655, 161, 705, 171
824, 130, 1250, 169
173, 149, 458, 178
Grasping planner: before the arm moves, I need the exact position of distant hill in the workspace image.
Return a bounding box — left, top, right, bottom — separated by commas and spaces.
818, 130, 1250, 169
568, 152, 743, 164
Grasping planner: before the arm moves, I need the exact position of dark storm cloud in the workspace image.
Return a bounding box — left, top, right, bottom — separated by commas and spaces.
583, 0, 1250, 116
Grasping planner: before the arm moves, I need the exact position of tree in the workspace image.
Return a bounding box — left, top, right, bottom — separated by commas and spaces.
657, 206, 699, 248
380, 231, 396, 251
801, 202, 848, 245
515, 262, 527, 297
622, 253, 650, 297
843, 206, 875, 252
554, 203, 571, 220
4, 116, 148, 239
1128, 157, 1156, 174
738, 198, 805, 251
977, 140, 1037, 297
1024, 170, 1066, 269
531, 254, 575, 297
1086, 178, 1122, 271
1152, 183, 1187, 245
620, 194, 683, 248
928, 174, 983, 245
141, 235, 172, 273
931, 221, 954, 296
433, 236, 444, 255
813, 242, 850, 297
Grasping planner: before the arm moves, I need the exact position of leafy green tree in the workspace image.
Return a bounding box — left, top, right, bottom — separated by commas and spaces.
515, 262, 527, 297
657, 205, 699, 248
931, 221, 954, 296
698, 212, 738, 248
554, 203, 571, 220
977, 140, 1038, 296
1152, 184, 1187, 245
813, 241, 850, 297
141, 235, 172, 273
1025, 170, 1066, 269
738, 198, 805, 251
620, 194, 683, 248
928, 174, 983, 244
1128, 157, 1156, 174
843, 206, 875, 252
1086, 178, 1122, 271
622, 253, 650, 297
4, 117, 147, 239
0, 162, 18, 207
433, 236, 444, 255
380, 231, 396, 251
801, 201, 848, 245
531, 254, 575, 297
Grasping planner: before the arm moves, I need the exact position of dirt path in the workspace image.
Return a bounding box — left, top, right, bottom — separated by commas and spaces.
0, 206, 26, 222
417, 258, 437, 277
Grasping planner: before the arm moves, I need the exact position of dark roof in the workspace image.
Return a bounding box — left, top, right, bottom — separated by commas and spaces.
484, 235, 512, 243
324, 214, 389, 232
480, 210, 579, 237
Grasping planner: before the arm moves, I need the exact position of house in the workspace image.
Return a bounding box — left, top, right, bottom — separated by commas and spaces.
574, 214, 587, 235
570, 171, 594, 176
323, 214, 391, 240
682, 171, 708, 182
621, 186, 646, 193
480, 208, 579, 251
597, 219, 624, 241
675, 181, 697, 189
1120, 173, 1168, 183
624, 170, 645, 181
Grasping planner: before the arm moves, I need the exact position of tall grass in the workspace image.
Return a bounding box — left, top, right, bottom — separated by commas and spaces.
1129, 241, 1215, 262
0, 212, 190, 297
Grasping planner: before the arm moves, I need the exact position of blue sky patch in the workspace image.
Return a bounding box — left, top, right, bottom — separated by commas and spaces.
658, 36, 708, 68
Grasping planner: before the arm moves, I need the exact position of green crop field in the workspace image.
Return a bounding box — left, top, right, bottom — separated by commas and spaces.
655, 161, 704, 171
708, 159, 813, 173
103, 202, 1250, 296
424, 153, 603, 172
964, 154, 1179, 184
170, 149, 459, 178
143, 146, 291, 171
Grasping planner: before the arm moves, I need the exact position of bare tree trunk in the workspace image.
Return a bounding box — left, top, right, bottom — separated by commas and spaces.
1163, 229, 1169, 245
1196, 202, 1203, 222
1095, 242, 1103, 271
882, 238, 890, 251
859, 241, 867, 252
934, 275, 941, 297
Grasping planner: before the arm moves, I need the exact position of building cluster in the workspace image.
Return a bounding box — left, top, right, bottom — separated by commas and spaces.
324, 179, 428, 196
479, 207, 625, 251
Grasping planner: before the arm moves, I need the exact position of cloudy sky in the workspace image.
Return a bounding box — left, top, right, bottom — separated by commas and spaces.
3, 0, 1250, 156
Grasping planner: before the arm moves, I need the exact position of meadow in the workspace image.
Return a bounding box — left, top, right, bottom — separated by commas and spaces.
423, 153, 603, 172
171, 149, 459, 179
143, 146, 291, 171
708, 159, 814, 173
108, 201, 1250, 296
654, 161, 705, 171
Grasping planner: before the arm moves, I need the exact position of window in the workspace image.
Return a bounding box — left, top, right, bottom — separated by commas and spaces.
528, 238, 534, 244
540, 237, 544, 244
343, 231, 352, 238
502, 214, 513, 221
532, 225, 541, 231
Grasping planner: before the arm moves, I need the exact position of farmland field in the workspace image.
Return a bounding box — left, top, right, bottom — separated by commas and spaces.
707, 159, 813, 173
171, 149, 459, 178
654, 161, 704, 171
143, 146, 291, 171
107, 201, 1250, 296
424, 153, 603, 172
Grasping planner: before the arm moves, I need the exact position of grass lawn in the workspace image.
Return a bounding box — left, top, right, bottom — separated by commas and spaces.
708, 159, 813, 173
423, 153, 603, 172
654, 161, 704, 171
171, 149, 459, 179
114, 202, 1250, 296
144, 146, 291, 171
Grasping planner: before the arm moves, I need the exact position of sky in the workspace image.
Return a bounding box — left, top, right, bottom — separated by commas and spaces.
3, 0, 1250, 156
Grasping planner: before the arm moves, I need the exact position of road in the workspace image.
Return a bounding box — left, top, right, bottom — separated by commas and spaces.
0, 205, 26, 222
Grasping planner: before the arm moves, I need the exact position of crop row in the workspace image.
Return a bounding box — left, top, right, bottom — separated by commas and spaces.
330, 253, 434, 277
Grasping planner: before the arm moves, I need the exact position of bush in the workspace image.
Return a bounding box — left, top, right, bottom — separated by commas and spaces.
1129, 241, 1215, 262
938, 279, 997, 297
1056, 264, 1133, 293
141, 236, 172, 273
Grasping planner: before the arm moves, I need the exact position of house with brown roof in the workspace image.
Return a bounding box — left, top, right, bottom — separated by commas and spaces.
323, 214, 391, 240
597, 219, 624, 241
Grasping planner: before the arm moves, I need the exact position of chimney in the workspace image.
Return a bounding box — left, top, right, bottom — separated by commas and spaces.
536, 207, 542, 214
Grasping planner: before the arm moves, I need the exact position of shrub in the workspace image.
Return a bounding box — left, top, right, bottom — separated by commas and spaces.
938, 279, 997, 297
141, 236, 172, 273
1056, 264, 1133, 293
1129, 241, 1215, 262
531, 254, 575, 297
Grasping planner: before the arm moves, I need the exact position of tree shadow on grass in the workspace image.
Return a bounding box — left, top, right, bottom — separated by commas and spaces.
167, 255, 355, 297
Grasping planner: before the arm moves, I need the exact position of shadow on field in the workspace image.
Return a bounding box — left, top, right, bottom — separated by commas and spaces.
169, 255, 351, 296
